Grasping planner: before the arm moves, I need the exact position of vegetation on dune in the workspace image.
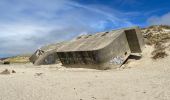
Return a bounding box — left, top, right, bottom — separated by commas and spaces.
151, 43, 168, 59
141, 25, 170, 59
3, 56, 30, 64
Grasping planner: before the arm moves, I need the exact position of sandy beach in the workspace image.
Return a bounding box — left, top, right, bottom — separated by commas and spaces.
0, 45, 170, 100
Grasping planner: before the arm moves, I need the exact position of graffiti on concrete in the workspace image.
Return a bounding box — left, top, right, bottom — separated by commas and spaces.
109, 56, 124, 65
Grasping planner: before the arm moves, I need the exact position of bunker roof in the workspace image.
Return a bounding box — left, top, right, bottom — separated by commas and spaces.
57, 29, 125, 52
40, 26, 139, 52
41, 41, 67, 52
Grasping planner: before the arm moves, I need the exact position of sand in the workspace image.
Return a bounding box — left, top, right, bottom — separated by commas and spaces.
0, 45, 170, 100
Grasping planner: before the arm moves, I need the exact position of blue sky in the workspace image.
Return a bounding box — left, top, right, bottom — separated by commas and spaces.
0, 0, 170, 57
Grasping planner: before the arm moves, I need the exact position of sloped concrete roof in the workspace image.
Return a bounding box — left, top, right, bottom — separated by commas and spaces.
41, 41, 68, 52
57, 30, 124, 52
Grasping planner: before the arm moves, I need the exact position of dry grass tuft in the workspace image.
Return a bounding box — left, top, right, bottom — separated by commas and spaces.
150, 35, 170, 59
160, 25, 170, 29
146, 33, 170, 45
152, 51, 168, 59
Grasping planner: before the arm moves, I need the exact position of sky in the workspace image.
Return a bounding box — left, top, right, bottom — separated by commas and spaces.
0, 0, 170, 57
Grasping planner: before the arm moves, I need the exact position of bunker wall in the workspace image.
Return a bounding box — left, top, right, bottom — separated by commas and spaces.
124, 28, 145, 53
57, 51, 99, 65
33, 50, 59, 65
96, 32, 131, 69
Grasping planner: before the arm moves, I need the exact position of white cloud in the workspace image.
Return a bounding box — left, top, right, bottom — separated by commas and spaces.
147, 12, 170, 25
0, 0, 135, 57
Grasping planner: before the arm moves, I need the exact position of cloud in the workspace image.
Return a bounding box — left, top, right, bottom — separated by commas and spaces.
0, 0, 135, 57
147, 12, 170, 25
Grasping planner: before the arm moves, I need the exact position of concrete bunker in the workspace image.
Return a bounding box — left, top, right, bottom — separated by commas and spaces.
30, 26, 144, 69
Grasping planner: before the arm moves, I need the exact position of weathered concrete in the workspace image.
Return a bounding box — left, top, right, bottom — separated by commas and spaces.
29, 42, 66, 65
57, 30, 131, 69
29, 50, 58, 65
30, 26, 145, 69
124, 27, 144, 53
